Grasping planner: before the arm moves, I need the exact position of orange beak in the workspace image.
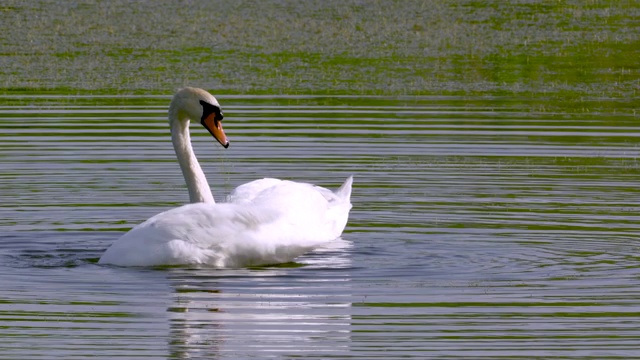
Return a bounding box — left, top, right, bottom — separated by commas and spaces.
201, 113, 229, 148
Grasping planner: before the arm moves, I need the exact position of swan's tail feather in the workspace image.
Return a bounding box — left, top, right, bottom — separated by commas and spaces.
335, 175, 353, 202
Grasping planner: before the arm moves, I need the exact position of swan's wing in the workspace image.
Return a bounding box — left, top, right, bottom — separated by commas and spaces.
226, 177, 353, 238
99, 202, 322, 267
129, 202, 280, 245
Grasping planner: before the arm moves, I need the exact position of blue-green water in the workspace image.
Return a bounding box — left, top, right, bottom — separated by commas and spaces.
1, 95, 639, 358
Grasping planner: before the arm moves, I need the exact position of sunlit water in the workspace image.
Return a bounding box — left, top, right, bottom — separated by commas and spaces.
1, 95, 639, 358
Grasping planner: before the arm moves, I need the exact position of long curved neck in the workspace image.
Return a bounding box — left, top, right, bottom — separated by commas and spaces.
170, 114, 215, 203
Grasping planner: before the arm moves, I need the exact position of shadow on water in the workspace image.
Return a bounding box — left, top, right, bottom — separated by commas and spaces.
1, 232, 106, 268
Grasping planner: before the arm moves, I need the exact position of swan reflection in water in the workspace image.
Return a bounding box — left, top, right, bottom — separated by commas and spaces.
166, 238, 353, 359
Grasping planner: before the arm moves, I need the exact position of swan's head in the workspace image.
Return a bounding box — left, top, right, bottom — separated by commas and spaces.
169, 87, 229, 148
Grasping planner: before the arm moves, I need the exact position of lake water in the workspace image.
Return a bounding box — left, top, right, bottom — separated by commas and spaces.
1, 94, 639, 358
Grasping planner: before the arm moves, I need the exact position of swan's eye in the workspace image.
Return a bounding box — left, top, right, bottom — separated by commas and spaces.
199, 100, 223, 122
214, 108, 224, 121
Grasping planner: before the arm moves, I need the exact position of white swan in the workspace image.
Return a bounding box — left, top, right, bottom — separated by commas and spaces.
98, 87, 353, 267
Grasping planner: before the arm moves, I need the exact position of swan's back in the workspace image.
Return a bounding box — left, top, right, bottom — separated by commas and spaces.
227, 176, 352, 204
227, 176, 353, 238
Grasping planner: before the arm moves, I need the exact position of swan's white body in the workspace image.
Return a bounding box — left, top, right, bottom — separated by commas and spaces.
98, 87, 353, 267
